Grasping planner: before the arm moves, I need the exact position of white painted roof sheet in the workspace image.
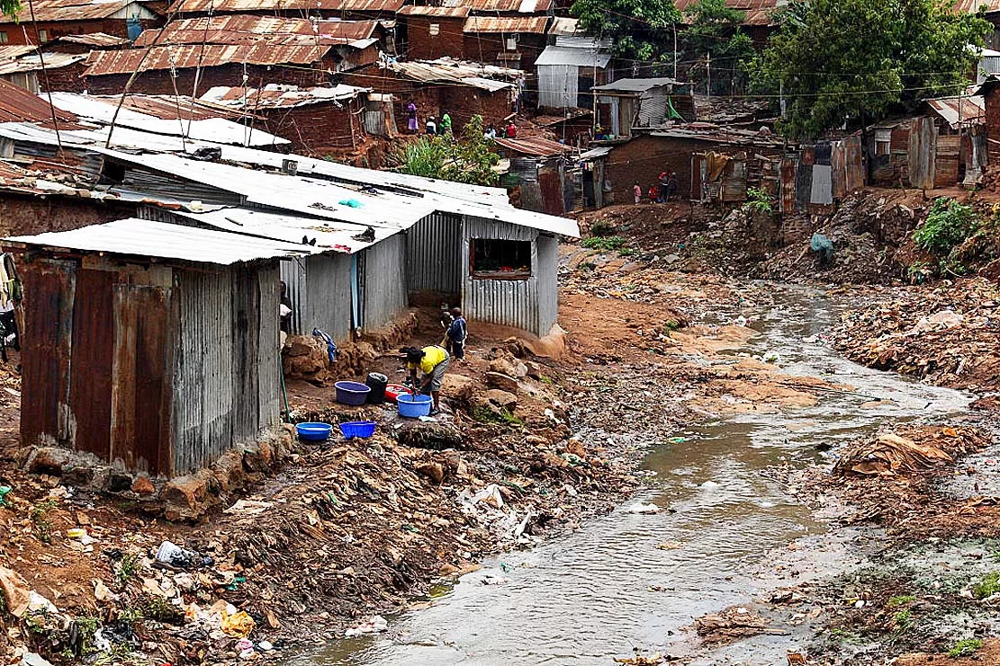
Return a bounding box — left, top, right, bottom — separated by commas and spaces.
535, 46, 611, 68
46, 92, 288, 147
5, 218, 314, 265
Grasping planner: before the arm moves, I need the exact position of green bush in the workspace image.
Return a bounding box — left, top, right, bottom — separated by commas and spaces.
913, 199, 978, 256
948, 638, 983, 658
742, 186, 774, 215
589, 219, 615, 237
581, 235, 626, 251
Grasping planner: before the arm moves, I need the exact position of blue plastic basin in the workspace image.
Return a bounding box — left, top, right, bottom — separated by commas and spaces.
340, 421, 376, 439
296, 422, 333, 442
335, 381, 371, 406
397, 393, 432, 418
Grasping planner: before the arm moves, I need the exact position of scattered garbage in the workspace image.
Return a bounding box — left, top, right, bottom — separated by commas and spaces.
155, 540, 212, 569
0, 485, 11, 506
344, 615, 388, 637
221, 608, 256, 638
628, 502, 660, 514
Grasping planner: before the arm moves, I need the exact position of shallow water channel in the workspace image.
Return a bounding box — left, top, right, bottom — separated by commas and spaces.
290, 286, 972, 666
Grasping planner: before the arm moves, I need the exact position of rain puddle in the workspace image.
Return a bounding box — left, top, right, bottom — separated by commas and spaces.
288, 285, 972, 665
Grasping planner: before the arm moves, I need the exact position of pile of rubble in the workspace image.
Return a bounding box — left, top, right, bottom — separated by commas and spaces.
829, 277, 1000, 394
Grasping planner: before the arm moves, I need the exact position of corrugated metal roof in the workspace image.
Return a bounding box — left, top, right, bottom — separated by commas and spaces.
5, 218, 316, 264
200, 83, 368, 110
674, 0, 779, 25
441, 0, 551, 13
578, 145, 612, 160
0, 78, 80, 126
0, 45, 39, 62
547, 16, 582, 35
535, 45, 611, 68
463, 16, 549, 33
386, 57, 522, 90
924, 95, 985, 129
85, 43, 331, 76
645, 123, 785, 147
91, 93, 245, 121
167, 0, 403, 14
47, 92, 289, 146
494, 135, 571, 157
2, 0, 157, 24
0, 52, 88, 75
55, 32, 130, 47
593, 77, 680, 93
954, 0, 1000, 13
133, 16, 380, 47
398, 5, 469, 17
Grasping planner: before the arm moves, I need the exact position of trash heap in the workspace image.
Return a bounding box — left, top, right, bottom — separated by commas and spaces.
831, 278, 1000, 393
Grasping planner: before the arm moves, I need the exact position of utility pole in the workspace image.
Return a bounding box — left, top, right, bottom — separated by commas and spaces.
673, 24, 677, 80
706, 52, 711, 95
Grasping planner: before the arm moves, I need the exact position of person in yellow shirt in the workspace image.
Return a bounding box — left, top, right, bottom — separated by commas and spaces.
402, 345, 450, 415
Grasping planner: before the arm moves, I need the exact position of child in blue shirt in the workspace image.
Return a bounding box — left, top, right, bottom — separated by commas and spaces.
446, 307, 467, 361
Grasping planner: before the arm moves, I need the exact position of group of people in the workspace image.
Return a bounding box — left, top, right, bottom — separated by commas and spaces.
405, 99, 518, 142
634, 170, 679, 204
484, 121, 518, 140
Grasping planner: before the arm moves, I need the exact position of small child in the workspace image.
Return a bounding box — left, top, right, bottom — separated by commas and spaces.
446, 307, 467, 361
648, 185, 657, 204
633, 181, 642, 205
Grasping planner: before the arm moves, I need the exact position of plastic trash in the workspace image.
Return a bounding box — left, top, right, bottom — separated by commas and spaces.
338, 198, 363, 208
345, 615, 388, 637
20, 654, 54, 666
0, 485, 11, 506
156, 540, 211, 568
628, 502, 660, 514
221, 609, 256, 638
668, 436, 687, 444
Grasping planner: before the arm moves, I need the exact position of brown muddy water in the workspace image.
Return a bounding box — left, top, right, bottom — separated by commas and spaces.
287, 286, 972, 665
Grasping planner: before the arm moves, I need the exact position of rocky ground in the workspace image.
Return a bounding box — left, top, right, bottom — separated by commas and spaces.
2, 185, 1000, 666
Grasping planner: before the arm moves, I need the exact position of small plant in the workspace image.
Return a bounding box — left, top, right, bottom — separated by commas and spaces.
913, 198, 978, 256
742, 186, 774, 215
887, 594, 915, 607
469, 405, 523, 427
907, 261, 933, 284
72, 615, 100, 654
141, 595, 182, 623
618, 247, 638, 257
972, 571, 1000, 599
115, 552, 142, 587
578, 261, 596, 272
892, 609, 913, 629
948, 638, 984, 658
30, 500, 58, 544
581, 235, 626, 251
589, 219, 615, 237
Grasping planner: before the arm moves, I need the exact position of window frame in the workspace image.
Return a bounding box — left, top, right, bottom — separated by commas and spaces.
468, 238, 532, 280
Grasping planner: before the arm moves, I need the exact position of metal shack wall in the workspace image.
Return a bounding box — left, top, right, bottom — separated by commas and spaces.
172, 261, 280, 474
461, 217, 543, 335
361, 233, 408, 330
280, 254, 352, 342
406, 212, 462, 297
535, 233, 559, 335
538, 64, 578, 109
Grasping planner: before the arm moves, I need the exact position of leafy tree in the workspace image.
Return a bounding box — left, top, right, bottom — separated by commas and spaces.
396, 115, 500, 186
570, 0, 681, 60
2, 0, 21, 17
753, 0, 992, 139
680, 0, 756, 93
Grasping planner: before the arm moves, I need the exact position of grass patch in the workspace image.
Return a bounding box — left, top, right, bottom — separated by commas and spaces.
972, 571, 1000, 599
892, 609, 913, 629
470, 405, 523, 427
618, 247, 637, 257
888, 595, 916, 607
30, 500, 58, 544
948, 638, 983, 658
589, 219, 615, 237
581, 235, 626, 251
577, 261, 596, 272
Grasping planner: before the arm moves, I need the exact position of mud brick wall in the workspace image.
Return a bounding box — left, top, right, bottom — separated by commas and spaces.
604, 135, 708, 203
986, 88, 1000, 166
38, 62, 88, 92
257, 98, 366, 154
86, 62, 331, 95
462, 33, 546, 72
0, 194, 137, 237
402, 16, 466, 60
0, 18, 160, 45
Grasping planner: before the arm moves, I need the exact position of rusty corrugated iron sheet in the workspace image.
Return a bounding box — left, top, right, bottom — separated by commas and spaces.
399, 5, 469, 17
953, 0, 1000, 13
908, 115, 935, 189
200, 83, 367, 110
91, 93, 246, 120
85, 43, 331, 76
69, 269, 116, 462
2, 0, 154, 24
463, 16, 549, 33
0, 51, 88, 75
0, 45, 40, 62
934, 134, 961, 188
169, 0, 403, 14
0, 77, 79, 125
674, 0, 778, 25
494, 135, 571, 157
133, 15, 379, 47
442, 0, 552, 12
925, 95, 985, 129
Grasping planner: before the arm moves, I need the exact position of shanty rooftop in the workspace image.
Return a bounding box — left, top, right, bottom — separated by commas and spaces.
0, 52, 89, 76
5, 218, 316, 265
398, 5, 469, 16
384, 57, 523, 91
923, 95, 985, 129
0, 0, 159, 24
592, 77, 682, 93
84, 44, 332, 77
54, 32, 131, 47
133, 16, 381, 47
167, 0, 404, 15
673, 0, 780, 25
494, 135, 573, 157
440, 0, 552, 13
463, 16, 549, 33
199, 84, 369, 110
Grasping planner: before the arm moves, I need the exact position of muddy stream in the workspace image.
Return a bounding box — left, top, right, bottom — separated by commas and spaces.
289, 286, 972, 665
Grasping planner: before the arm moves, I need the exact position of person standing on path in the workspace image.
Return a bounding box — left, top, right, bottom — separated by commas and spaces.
445, 307, 467, 362
425, 116, 437, 136
406, 99, 418, 134
403, 345, 450, 415
633, 181, 642, 205
440, 110, 453, 137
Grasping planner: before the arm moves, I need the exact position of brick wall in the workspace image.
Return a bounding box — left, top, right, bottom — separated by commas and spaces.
401, 16, 466, 60
987, 88, 1000, 166
257, 98, 366, 154
38, 62, 88, 92
86, 62, 331, 95
462, 33, 546, 72
0, 193, 137, 237
0, 18, 160, 45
